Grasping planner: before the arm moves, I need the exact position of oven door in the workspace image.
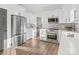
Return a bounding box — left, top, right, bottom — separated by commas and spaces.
47, 34, 57, 39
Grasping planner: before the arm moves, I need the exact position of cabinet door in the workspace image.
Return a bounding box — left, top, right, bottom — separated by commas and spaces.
70, 9, 75, 23
62, 8, 70, 23
40, 29, 47, 41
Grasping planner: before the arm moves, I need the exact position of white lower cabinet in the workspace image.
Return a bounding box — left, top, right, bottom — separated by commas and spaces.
40, 29, 47, 41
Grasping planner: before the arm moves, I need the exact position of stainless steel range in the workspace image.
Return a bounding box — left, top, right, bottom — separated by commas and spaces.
47, 29, 58, 40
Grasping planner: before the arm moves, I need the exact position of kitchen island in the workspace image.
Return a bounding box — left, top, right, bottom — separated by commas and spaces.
58, 30, 79, 55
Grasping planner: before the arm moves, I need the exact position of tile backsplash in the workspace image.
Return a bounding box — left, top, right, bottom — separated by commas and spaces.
47, 23, 75, 30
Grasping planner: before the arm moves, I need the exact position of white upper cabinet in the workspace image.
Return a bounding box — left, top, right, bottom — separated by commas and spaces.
60, 5, 77, 23
75, 5, 79, 21
70, 9, 78, 23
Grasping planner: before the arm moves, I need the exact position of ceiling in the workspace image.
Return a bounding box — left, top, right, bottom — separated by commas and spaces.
19, 4, 63, 13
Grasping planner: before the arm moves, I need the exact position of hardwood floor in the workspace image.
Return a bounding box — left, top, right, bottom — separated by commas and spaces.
0, 50, 3, 55
15, 39, 59, 55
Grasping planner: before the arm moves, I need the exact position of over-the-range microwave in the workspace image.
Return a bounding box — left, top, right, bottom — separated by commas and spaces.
48, 18, 58, 23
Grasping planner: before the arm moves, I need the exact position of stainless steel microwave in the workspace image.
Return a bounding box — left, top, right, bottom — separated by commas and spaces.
48, 18, 58, 23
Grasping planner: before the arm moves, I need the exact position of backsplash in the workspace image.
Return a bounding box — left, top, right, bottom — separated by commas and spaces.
47, 23, 75, 30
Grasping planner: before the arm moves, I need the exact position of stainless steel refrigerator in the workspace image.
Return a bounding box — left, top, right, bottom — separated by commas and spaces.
11, 15, 27, 48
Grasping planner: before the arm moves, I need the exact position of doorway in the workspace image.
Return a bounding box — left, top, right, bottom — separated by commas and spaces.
36, 17, 42, 37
